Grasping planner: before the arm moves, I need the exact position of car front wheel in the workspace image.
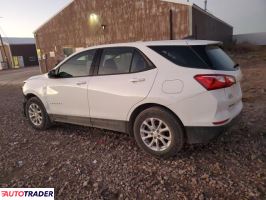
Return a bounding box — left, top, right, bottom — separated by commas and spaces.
25, 97, 51, 130
133, 107, 184, 158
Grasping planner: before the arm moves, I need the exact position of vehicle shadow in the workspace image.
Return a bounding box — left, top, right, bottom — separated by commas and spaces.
45, 119, 252, 162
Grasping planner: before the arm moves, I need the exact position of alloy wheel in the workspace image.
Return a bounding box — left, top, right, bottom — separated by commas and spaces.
28, 103, 43, 126
140, 118, 172, 151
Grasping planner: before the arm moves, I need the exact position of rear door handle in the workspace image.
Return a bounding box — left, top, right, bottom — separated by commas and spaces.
76, 81, 87, 86
129, 78, 146, 83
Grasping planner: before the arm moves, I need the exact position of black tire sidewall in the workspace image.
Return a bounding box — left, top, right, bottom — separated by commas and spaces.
25, 97, 50, 130
133, 107, 184, 158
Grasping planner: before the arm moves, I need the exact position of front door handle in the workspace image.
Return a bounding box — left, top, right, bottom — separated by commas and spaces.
129, 78, 146, 83
76, 81, 86, 86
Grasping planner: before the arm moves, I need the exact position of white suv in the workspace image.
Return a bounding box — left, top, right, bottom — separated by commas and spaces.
23, 40, 243, 157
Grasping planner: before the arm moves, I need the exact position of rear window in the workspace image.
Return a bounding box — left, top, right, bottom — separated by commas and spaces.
192, 46, 236, 71
149, 45, 236, 71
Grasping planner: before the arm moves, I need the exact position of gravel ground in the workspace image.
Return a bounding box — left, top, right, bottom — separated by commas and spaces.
0, 66, 40, 86
0, 51, 265, 199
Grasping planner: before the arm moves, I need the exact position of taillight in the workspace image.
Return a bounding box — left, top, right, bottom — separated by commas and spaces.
213, 118, 230, 125
194, 74, 236, 90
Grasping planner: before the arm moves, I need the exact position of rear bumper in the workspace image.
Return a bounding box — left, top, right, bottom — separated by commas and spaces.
185, 113, 241, 144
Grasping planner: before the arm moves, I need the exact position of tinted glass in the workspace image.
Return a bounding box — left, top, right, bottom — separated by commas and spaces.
58, 50, 96, 78
149, 45, 236, 71
192, 46, 236, 71
98, 47, 134, 75
149, 46, 209, 69
131, 51, 151, 73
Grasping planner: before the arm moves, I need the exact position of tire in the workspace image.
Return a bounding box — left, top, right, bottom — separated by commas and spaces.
25, 97, 51, 130
133, 107, 184, 158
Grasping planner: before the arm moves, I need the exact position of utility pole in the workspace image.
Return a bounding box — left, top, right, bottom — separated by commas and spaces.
0, 33, 9, 69
0, 16, 9, 69
204, 0, 208, 11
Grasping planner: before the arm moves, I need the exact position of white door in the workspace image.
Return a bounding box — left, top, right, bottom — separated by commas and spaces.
88, 47, 157, 121
18, 56, 25, 67
45, 50, 96, 117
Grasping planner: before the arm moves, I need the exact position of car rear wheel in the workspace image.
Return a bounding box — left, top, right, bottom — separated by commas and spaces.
133, 107, 184, 158
26, 97, 51, 130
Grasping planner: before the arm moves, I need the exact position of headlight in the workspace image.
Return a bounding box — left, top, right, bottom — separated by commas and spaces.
22, 81, 26, 90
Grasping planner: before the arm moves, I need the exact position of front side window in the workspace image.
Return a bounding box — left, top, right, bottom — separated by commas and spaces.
98, 47, 134, 75
58, 50, 96, 78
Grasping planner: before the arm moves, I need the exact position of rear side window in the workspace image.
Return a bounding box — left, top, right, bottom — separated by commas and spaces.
98, 47, 154, 75
98, 47, 134, 75
131, 51, 151, 73
149, 46, 208, 69
149, 45, 236, 71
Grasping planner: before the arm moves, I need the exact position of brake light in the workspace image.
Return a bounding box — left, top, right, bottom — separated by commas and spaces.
194, 74, 236, 90
213, 118, 229, 125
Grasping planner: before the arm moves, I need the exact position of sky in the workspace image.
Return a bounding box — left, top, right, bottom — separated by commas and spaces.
0, 0, 265, 38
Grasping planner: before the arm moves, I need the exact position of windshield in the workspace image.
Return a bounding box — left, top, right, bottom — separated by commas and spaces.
149, 45, 236, 71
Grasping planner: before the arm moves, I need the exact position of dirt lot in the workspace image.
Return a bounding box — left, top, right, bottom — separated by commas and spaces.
0, 48, 265, 199
0, 66, 40, 85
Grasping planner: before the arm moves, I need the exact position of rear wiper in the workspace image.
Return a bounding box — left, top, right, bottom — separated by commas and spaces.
234, 63, 240, 68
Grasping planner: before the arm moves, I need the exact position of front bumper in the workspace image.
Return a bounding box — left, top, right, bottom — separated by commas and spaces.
185, 114, 241, 144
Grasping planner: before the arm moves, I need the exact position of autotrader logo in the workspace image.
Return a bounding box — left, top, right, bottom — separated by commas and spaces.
0, 188, 54, 199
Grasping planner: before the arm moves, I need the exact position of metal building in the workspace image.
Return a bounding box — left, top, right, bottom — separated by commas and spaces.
233, 32, 266, 45
0, 37, 39, 70
34, 0, 233, 73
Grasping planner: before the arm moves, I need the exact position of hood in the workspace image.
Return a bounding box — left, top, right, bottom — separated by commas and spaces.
25, 74, 48, 82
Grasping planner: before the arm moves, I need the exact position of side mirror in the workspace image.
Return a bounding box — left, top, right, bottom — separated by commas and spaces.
48, 69, 58, 78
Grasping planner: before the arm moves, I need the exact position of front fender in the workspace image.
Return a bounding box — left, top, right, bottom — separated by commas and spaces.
23, 80, 48, 111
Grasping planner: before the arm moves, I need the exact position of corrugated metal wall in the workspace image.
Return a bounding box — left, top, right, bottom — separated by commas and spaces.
192, 6, 233, 43
35, 0, 191, 72
10, 44, 39, 67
